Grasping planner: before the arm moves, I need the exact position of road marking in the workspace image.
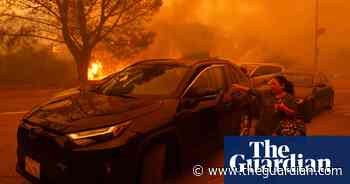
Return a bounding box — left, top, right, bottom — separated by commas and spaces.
0, 111, 28, 116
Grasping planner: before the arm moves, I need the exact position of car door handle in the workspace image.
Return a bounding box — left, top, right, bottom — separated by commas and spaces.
231, 91, 243, 97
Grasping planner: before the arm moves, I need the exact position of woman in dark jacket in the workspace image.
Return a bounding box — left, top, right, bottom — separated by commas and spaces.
268, 76, 306, 136
233, 75, 306, 136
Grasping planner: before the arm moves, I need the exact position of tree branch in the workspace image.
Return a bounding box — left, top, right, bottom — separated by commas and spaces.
0, 33, 64, 43
0, 13, 61, 30
98, 10, 148, 44
76, 0, 89, 48
26, 0, 60, 18
56, 0, 81, 60
90, 0, 109, 46
92, 0, 141, 45
84, 0, 99, 16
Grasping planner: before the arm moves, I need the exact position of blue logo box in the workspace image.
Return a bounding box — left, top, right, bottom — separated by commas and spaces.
224, 137, 349, 184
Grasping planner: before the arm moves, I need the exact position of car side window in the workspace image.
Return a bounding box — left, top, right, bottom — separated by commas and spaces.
269, 66, 282, 73
184, 66, 225, 97
235, 66, 250, 86
187, 70, 211, 94
253, 66, 269, 77
230, 65, 250, 86
226, 65, 239, 84
254, 66, 281, 77
208, 66, 226, 91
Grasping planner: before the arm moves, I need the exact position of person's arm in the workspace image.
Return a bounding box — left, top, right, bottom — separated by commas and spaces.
232, 84, 259, 96
275, 96, 297, 115
231, 84, 250, 92
275, 103, 296, 115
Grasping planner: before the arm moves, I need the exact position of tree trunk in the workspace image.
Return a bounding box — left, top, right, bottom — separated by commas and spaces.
75, 52, 91, 86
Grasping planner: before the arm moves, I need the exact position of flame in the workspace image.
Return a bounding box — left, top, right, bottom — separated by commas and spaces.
88, 58, 131, 80
88, 60, 104, 80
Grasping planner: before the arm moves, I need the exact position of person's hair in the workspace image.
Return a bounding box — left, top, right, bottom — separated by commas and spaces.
274, 75, 295, 95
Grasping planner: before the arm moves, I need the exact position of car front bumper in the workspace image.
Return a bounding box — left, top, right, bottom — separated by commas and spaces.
16, 123, 139, 184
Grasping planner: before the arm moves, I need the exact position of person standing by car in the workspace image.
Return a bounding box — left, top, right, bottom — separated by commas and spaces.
232, 75, 306, 136
269, 76, 306, 136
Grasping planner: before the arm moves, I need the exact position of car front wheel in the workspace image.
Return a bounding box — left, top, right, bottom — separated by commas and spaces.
326, 94, 334, 110
140, 144, 167, 184
240, 111, 252, 136
303, 99, 314, 123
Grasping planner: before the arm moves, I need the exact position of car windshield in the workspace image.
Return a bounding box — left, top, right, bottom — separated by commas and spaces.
95, 62, 189, 97
285, 73, 314, 87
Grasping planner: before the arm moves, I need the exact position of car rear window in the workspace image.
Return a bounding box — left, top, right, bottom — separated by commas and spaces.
285, 74, 314, 87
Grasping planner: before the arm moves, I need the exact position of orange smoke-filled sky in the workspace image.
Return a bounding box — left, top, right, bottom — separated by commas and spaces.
139, 0, 350, 72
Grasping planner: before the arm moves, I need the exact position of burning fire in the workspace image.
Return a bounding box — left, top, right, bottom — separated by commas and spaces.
88, 60, 104, 80
88, 59, 130, 80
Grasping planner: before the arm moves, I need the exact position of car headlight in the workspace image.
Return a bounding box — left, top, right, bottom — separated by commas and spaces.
67, 121, 131, 146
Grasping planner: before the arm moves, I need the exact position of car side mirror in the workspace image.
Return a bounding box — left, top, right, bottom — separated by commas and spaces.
186, 87, 218, 99
181, 87, 219, 109
180, 98, 200, 109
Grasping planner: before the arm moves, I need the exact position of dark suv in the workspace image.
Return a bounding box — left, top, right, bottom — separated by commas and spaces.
17, 58, 251, 184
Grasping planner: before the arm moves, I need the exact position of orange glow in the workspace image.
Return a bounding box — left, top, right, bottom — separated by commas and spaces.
88, 60, 104, 80
88, 59, 129, 80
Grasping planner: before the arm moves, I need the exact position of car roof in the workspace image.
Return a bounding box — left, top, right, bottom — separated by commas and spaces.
239, 62, 285, 68
283, 71, 328, 78
284, 72, 315, 81
284, 71, 314, 76
135, 58, 233, 67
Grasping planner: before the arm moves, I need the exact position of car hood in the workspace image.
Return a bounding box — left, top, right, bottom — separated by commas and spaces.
294, 86, 313, 99
24, 88, 163, 133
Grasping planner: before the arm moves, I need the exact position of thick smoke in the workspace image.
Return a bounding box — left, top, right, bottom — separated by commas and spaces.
137, 0, 350, 76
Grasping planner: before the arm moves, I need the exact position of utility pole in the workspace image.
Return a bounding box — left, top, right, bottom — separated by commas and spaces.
314, 0, 320, 75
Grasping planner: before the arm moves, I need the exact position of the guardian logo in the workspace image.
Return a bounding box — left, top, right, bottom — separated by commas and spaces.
224, 137, 346, 182
230, 139, 334, 172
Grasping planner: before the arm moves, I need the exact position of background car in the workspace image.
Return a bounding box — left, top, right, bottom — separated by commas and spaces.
284, 72, 335, 122
17, 58, 252, 184
240, 63, 285, 87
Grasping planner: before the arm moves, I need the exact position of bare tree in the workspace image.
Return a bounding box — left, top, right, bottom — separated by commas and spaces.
0, 0, 162, 84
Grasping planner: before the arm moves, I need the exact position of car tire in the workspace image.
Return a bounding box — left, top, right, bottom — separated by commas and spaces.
240, 111, 252, 136
304, 100, 314, 123
140, 144, 167, 184
326, 94, 334, 110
